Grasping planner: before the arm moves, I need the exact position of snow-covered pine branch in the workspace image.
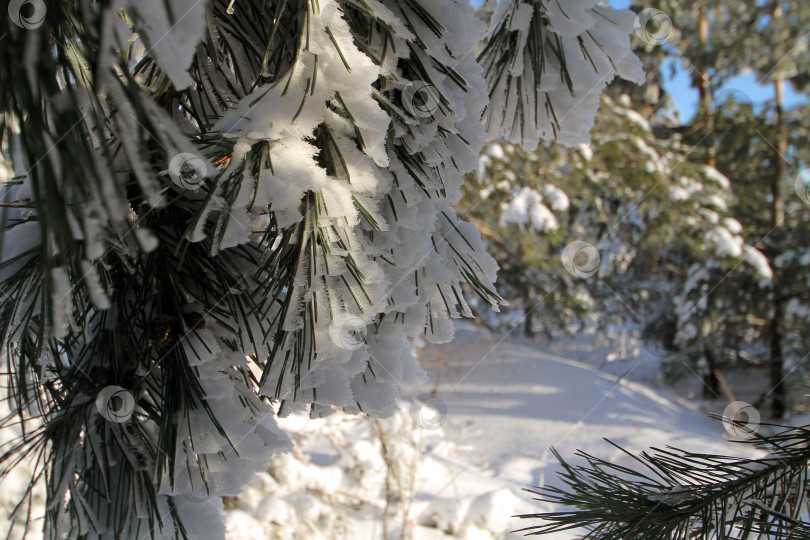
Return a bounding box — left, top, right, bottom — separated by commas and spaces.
0, 1, 642, 538
479, 0, 645, 147
519, 424, 810, 538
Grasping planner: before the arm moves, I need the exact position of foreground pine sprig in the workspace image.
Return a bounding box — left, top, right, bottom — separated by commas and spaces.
519, 422, 810, 539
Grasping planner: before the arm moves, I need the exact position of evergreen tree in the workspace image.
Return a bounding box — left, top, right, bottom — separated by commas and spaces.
463, 94, 744, 348
670, 97, 810, 410
641, 0, 810, 418
520, 2, 810, 537
0, 1, 642, 537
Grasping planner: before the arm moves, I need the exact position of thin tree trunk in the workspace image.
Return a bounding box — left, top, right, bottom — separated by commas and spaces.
772, 78, 786, 227
769, 76, 787, 418
696, 7, 719, 401
524, 304, 535, 339
770, 296, 786, 418
697, 7, 716, 167
524, 285, 536, 338
524, 311, 535, 338
702, 344, 720, 399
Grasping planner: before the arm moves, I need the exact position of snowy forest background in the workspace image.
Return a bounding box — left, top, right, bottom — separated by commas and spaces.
1, 0, 809, 538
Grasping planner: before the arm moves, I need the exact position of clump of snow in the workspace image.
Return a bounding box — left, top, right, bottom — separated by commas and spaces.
705, 227, 743, 258
669, 185, 690, 201
614, 105, 651, 131
703, 227, 772, 283
499, 187, 559, 232
578, 143, 594, 161
678, 175, 704, 197
705, 194, 728, 211
700, 208, 721, 225
477, 155, 492, 179
723, 217, 743, 234
542, 184, 570, 211
702, 165, 731, 189
486, 143, 505, 160
742, 245, 773, 282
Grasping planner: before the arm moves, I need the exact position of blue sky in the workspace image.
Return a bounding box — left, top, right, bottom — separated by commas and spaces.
471, 0, 808, 121
661, 61, 807, 122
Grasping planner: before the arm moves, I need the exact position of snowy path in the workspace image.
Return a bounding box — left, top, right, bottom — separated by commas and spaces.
223, 323, 759, 539
395, 322, 761, 538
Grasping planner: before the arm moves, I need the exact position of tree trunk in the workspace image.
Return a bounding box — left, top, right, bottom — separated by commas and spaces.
697, 7, 716, 168
696, 7, 719, 402
772, 78, 786, 227
524, 311, 535, 338
703, 344, 720, 399
769, 296, 786, 418
524, 288, 536, 338
769, 76, 787, 418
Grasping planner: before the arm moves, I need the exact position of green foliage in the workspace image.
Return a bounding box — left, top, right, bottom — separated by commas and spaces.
517, 1, 810, 537
461, 94, 737, 340
519, 423, 810, 539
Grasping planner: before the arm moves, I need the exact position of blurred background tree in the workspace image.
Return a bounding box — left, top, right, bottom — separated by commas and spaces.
645, 0, 810, 418
503, 1, 810, 537
465, 0, 810, 420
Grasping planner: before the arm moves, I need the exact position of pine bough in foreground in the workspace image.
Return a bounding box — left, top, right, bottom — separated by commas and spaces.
519, 422, 810, 539
0, 0, 641, 538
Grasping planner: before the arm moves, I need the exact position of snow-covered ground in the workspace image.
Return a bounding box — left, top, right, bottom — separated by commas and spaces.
221, 322, 761, 539
0, 322, 762, 539
0, 322, 764, 539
